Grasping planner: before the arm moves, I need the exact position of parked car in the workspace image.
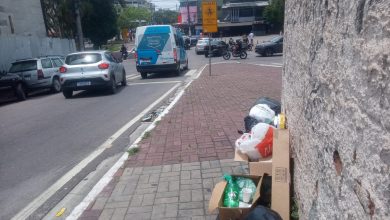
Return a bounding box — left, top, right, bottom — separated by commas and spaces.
0, 70, 27, 100
59, 51, 126, 98
255, 36, 283, 57
204, 40, 228, 57
190, 36, 198, 46
7, 56, 64, 94
135, 25, 188, 79
195, 38, 210, 55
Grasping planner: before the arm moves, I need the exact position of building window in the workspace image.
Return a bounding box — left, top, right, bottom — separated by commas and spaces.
239, 8, 253, 17
8, 16, 14, 34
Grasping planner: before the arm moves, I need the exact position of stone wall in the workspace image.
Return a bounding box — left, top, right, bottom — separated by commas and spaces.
283, 0, 389, 219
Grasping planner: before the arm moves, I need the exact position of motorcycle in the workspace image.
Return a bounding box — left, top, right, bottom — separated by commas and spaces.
223, 40, 247, 60
121, 51, 128, 60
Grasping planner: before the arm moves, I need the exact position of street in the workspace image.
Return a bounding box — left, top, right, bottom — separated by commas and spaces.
0, 45, 282, 219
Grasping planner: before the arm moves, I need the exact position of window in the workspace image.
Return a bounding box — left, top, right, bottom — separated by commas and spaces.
65, 53, 102, 65
41, 59, 53, 69
239, 8, 253, 17
104, 53, 115, 62
9, 60, 37, 73
51, 58, 63, 67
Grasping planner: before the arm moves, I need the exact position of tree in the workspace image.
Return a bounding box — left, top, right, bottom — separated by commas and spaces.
153, 9, 179, 25
81, 0, 118, 48
264, 0, 285, 31
117, 7, 152, 30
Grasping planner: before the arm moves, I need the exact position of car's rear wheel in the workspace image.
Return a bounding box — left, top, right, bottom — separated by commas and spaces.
141, 72, 147, 79
121, 70, 127, 86
109, 77, 117, 94
63, 89, 72, 99
15, 83, 27, 101
51, 77, 61, 93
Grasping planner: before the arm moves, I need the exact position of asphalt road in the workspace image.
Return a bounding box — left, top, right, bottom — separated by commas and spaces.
0, 42, 282, 219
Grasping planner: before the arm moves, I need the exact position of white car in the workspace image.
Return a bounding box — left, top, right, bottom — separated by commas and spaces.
195, 38, 210, 55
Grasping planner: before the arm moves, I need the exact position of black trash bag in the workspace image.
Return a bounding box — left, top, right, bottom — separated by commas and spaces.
253, 97, 281, 115
244, 116, 260, 133
243, 205, 282, 220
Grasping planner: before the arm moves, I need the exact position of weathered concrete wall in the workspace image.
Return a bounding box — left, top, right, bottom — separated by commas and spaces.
0, 0, 46, 37
283, 0, 390, 219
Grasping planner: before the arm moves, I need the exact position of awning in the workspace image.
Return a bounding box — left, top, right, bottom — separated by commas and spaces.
222, 1, 269, 9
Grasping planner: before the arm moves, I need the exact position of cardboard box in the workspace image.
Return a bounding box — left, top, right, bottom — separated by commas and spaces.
208, 174, 263, 220
231, 129, 291, 219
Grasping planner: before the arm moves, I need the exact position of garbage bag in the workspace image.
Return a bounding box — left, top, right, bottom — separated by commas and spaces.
253, 97, 281, 115
244, 115, 260, 133
243, 205, 282, 220
249, 104, 275, 124
235, 133, 261, 160
236, 177, 257, 203
223, 174, 239, 207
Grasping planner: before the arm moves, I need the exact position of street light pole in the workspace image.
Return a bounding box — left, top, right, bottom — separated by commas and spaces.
186, 0, 192, 36
74, 0, 84, 51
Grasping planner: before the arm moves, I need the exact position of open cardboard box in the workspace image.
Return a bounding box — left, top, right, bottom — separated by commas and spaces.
208, 174, 263, 220
210, 129, 290, 220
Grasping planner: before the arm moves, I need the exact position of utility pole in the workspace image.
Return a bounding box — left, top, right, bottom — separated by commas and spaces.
186, 0, 192, 36
74, 0, 84, 51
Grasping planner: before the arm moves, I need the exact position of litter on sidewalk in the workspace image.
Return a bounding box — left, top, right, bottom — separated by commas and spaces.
208, 97, 290, 220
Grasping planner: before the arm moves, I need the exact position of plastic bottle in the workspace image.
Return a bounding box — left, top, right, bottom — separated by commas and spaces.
223, 175, 239, 207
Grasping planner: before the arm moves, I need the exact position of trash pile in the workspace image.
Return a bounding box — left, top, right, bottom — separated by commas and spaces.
209, 97, 290, 220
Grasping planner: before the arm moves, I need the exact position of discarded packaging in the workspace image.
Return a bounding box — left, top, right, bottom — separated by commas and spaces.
253, 97, 281, 115
249, 104, 275, 124
223, 174, 239, 207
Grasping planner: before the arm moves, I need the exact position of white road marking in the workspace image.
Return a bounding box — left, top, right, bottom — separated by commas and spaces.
271, 62, 283, 66
12, 83, 181, 220
125, 74, 137, 79
126, 75, 140, 80
130, 81, 181, 86
185, 69, 197, 76
246, 63, 283, 68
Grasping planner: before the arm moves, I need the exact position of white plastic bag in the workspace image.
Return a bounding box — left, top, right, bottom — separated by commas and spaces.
235, 133, 261, 160
249, 104, 275, 124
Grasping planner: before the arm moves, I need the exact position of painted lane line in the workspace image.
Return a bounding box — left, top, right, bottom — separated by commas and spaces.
195, 64, 207, 79
126, 75, 140, 80
12, 83, 181, 220
130, 81, 181, 86
125, 74, 137, 79
185, 69, 197, 76
271, 62, 283, 66
66, 83, 183, 220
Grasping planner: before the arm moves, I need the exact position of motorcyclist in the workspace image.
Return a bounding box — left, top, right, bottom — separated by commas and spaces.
120, 44, 128, 59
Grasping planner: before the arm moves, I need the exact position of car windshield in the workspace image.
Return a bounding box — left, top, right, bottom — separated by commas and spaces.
198, 40, 209, 44
65, 53, 102, 65
137, 34, 170, 51
9, 60, 37, 73
271, 36, 282, 43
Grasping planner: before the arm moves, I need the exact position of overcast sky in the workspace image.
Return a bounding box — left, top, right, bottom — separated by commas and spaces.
150, 0, 180, 10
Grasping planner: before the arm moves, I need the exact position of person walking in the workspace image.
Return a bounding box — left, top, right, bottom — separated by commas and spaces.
248, 32, 254, 45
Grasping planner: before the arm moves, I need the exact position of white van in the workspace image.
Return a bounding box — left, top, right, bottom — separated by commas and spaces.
135, 25, 188, 79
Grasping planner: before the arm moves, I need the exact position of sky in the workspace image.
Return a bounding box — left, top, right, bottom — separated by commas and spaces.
150, 0, 180, 10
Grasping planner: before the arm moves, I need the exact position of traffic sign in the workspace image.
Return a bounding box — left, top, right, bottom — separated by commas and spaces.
202, 0, 217, 33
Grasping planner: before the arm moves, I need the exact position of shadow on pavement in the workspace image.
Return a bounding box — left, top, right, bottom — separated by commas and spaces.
70, 86, 126, 99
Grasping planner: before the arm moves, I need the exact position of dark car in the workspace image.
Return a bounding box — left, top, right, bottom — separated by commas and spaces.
255, 36, 283, 57
0, 70, 27, 100
190, 36, 198, 46
204, 40, 228, 57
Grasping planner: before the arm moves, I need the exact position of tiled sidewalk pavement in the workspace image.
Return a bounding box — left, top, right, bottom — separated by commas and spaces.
79, 63, 282, 220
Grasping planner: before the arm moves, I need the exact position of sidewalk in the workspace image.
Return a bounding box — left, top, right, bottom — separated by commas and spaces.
79, 63, 282, 220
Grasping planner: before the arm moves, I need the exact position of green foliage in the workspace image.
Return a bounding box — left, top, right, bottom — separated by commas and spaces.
264, 0, 285, 29
127, 147, 139, 156
117, 7, 152, 29
153, 9, 179, 25
81, 0, 118, 48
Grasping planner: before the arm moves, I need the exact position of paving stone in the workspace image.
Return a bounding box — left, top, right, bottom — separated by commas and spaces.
165, 203, 178, 218
202, 179, 214, 189
127, 205, 153, 214
202, 172, 223, 179
133, 167, 143, 175
201, 168, 222, 174
192, 216, 206, 220
122, 167, 134, 177
179, 201, 204, 210
156, 191, 179, 198
111, 183, 126, 196
180, 183, 203, 190
134, 187, 157, 195
181, 171, 191, 180
98, 208, 114, 220
209, 160, 220, 168
191, 170, 201, 179
181, 165, 201, 171
160, 176, 181, 182
104, 201, 130, 209
157, 181, 169, 192
181, 178, 202, 185
154, 197, 179, 204
205, 215, 219, 220
162, 164, 172, 172
152, 204, 166, 218
136, 183, 157, 189
178, 208, 205, 217
143, 165, 162, 171
201, 161, 211, 169
149, 173, 160, 184
142, 193, 155, 206
92, 197, 108, 210
191, 189, 203, 202
139, 174, 150, 184
125, 212, 152, 220
179, 190, 191, 202
119, 175, 140, 183
108, 195, 131, 203
172, 164, 181, 172
111, 208, 127, 220
168, 180, 180, 191
160, 171, 180, 177
129, 195, 143, 207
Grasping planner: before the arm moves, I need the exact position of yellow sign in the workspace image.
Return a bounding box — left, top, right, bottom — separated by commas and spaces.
202, 0, 218, 33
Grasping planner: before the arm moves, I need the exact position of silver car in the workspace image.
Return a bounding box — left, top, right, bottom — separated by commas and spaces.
8, 56, 64, 94
195, 38, 210, 55
59, 51, 126, 98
